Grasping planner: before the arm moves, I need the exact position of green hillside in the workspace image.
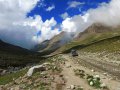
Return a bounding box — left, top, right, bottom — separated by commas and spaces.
0, 40, 43, 67
55, 24, 120, 54
79, 35, 120, 53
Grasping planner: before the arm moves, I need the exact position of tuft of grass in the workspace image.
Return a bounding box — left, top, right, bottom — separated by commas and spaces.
0, 68, 28, 85
87, 74, 101, 89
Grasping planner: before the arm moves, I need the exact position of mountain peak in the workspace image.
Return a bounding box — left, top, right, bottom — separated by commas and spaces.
84, 23, 113, 33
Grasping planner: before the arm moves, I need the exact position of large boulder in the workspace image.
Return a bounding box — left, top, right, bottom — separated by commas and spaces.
27, 63, 50, 77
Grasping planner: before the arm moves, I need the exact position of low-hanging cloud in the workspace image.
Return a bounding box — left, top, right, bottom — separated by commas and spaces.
62, 0, 120, 36
0, 0, 60, 49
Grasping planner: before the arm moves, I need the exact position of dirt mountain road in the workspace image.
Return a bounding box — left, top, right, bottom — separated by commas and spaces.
61, 54, 120, 90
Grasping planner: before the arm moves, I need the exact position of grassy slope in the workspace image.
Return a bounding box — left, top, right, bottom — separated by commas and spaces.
0, 52, 43, 67
55, 30, 120, 53
0, 40, 43, 67
37, 32, 66, 55
80, 35, 120, 53
0, 68, 28, 85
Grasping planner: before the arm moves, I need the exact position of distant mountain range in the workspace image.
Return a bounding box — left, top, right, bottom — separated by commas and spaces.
0, 23, 120, 67
32, 31, 73, 55
51, 23, 120, 54
0, 39, 31, 55
0, 40, 42, 67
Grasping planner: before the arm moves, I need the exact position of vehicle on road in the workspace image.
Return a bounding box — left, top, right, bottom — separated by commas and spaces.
71, 49, 78, 57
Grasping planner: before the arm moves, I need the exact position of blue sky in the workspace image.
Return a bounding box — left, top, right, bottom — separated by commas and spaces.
27, 0, 110, 23
1, 0, 117, 49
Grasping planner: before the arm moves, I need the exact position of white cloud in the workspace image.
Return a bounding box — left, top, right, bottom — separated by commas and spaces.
37, 0, 46, 8
67, 1, 85, 9
0, 0, 60, 49
61, 14, 91, 36
33, 17, 60, 43
60, 12, 69, 19
62, 18, 76, 33
88, 0, 120, 26
1, 0, 120, 49
62, 0, 120, 36
46, 4, 55, 12
82, 13, 90, 23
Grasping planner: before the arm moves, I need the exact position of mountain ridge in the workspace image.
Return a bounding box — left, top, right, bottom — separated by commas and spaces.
52, 23, 120, 54
0, 39, 42, 67
33, 31, 72, 55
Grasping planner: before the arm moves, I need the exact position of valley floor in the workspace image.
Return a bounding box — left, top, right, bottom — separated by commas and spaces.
0, 52, 120, 90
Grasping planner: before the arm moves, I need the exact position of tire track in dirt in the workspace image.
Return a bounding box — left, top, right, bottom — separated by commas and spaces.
74, 56, 120, 80
62, 54, 120, 90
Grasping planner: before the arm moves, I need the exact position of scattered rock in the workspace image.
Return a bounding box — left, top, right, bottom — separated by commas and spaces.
89, 81, 94, 86
41, 72, 46, 75
43, 75, 47, 78
94, 75, 100, 78
70, 85, 75, 89
10, 86, 21, 90
34, 78, 41, 83
63, 62, 65, 64
100, 83, 107, 88
66, 64, 71, 68
28, 80, 33, 85
103, 73, 107, 76
20, 84, 26, 89
77, 86, 83, 90
0, 69, 7, 75
94, 75, 101, 81
59, 74, 63, 77
51, 76, 55, 81
66, 86, 70, 89
67, 85, 83, 90
102, 77, 106, 79
0, 85, 4, 90
53, 66, 57, 69
14, 86, 20, 90
91, 69, 95, 72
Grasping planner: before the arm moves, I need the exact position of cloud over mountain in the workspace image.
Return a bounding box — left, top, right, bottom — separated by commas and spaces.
0, 0, 120, 49
61, 0, 120, 36
0, 0, 60, 49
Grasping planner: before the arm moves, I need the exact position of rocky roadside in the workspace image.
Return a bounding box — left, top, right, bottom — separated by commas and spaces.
62, 54, 120, 90
0, 54, 120, 90
0, 55, 66, 90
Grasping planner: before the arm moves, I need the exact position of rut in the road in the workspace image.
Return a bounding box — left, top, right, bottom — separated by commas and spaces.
61, 55, 97, 90
73, 56, 120, 80
62, 54, 120, 90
